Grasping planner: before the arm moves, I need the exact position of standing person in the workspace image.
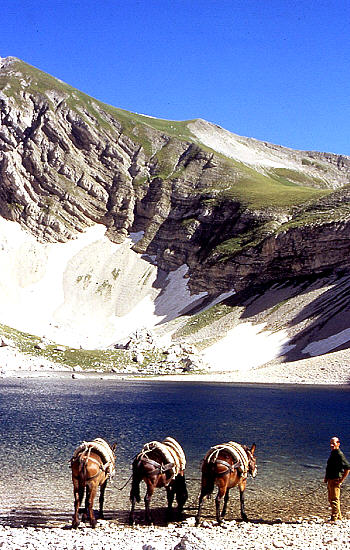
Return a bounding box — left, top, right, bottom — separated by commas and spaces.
324, 437, 350, 521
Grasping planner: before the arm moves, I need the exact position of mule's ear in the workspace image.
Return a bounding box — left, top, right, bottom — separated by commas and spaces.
250, 443, 256, 455
112, 442, 117, 452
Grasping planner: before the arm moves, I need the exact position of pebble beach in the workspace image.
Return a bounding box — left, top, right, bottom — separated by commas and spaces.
1, 518, 350, 550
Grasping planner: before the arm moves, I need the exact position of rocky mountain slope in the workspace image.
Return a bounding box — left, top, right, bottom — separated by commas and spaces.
1, 56, 350, 373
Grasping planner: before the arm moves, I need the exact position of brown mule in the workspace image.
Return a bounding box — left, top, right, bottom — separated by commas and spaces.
70, 439, 116, 528
129, 437, 188, 525
196, 442, 257, 525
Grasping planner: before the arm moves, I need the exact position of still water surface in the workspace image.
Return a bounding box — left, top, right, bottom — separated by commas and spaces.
1, 377, 350, 526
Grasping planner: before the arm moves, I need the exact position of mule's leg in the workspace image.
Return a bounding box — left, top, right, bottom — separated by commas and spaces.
174, 474, 188, 517
195, 485, 213, 526
195, 491, 204, 526
86, 483, 98, 528
129, 494, 137, 526
99, 480, 107, 520
166, 483, 175, 521
144, 480, 155, 524
129, 473, 141, 526
195, 470, 215, 526
239, 479, 248, 521
72, 480, 83, 528
222, 488, 230, 518
215, 482, 226, 525
82, 488, 89, 522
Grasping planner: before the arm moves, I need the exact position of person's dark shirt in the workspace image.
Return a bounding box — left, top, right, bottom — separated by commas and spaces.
326, 449, 350, 479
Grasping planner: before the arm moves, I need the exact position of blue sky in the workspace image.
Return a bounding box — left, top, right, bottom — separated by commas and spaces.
1, 0, 350, 155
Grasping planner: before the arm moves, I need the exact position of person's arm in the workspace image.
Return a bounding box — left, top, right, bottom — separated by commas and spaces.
340, 468, 350, 484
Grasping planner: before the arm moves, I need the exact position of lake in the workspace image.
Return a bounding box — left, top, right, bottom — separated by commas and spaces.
1, 377, 350, 526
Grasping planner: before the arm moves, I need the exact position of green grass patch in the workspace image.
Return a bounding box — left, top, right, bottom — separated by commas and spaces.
111, 268, 121, 280
269, 168, 325, 188
95, 280, 112, 296
218, 165, 332, 209
76, 273, 92, 288
173, 301, 238, 339
210, 221, 278, 260
275, 204, 350, 233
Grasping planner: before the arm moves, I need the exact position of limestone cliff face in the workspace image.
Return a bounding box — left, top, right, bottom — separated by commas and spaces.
1, 56, 350, 297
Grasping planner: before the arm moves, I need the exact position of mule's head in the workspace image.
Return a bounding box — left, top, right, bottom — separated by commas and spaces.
247, 443, 257, 478
111, 442, 117, 456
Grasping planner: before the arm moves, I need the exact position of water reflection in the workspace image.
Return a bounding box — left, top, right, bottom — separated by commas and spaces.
1, 378, 350, 526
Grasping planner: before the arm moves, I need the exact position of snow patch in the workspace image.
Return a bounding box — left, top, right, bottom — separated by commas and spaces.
0, 221, 120, 346
154, 264, 207, 320
202, 322, 295, 372
303, 329, 350, 357
0, 220, 209, 349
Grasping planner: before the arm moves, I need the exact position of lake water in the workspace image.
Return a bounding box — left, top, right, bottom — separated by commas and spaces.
1, 377, 350, 527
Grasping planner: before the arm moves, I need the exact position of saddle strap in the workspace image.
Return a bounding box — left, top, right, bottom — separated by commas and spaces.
88, 456, 103, 468
71, 453, 114, 480
140, 457, 175, 475
216, 459, 241, 476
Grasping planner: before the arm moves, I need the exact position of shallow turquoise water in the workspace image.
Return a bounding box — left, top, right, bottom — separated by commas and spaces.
1, 378, 350, 526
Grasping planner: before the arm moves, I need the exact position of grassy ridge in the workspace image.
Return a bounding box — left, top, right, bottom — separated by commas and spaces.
0, 59, 335, 209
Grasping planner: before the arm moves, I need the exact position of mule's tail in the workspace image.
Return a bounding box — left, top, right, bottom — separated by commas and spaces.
129, 459, 141, 503
78, 455, 89, 484
201, 460, 216, 496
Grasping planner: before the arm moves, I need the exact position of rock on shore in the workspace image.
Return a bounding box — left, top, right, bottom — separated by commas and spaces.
1, 519, 350, 550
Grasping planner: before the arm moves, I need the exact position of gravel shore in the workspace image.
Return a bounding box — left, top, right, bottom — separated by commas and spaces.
1, 518, 350, 550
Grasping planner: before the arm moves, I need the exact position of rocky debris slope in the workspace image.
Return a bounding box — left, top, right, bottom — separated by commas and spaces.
1, 56, 350, 300
168, 271, 350, 380
113, 327, 205, 375
0, 327, 206, 378
1, 519, 349, 550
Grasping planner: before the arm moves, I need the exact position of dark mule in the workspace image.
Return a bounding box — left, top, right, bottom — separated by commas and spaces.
70, 438, 116, 528
196, 442, 257, 525
129, 437, 188, 525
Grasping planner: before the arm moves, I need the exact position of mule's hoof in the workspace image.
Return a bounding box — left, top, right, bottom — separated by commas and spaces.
242, 514, 248, 522
71, 521, 79, 529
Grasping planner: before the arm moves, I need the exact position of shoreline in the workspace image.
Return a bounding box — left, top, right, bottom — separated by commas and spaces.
2, 369, 350, 387
1, 332, 350, 386
1, 361, 350, 387
1, 340, 350, 385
